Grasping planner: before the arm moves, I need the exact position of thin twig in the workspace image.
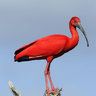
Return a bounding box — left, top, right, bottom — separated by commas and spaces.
8, 80, 22, 96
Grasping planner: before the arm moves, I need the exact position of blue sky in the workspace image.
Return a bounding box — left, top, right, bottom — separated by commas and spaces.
0, 0, 96, 96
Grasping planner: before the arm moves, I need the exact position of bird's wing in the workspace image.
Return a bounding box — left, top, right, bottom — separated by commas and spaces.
14, 34, 68, 61
14, 40, 37, 55
24, 35, 68, 57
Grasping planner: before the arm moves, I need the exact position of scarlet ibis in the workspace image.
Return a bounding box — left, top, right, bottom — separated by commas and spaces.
14, 16, 89, 94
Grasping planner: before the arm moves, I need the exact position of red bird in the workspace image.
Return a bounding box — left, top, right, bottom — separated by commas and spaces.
14, 17, 89, 94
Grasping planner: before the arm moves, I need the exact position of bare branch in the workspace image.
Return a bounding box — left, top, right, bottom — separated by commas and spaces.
8, 80, 22, 96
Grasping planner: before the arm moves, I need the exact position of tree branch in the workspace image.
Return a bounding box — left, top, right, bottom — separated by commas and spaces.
8, 80, 62, 96
8, 80, 22, 96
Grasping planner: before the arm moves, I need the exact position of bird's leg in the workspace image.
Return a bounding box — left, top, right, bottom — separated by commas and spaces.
45, 56, 59, 95
44, 56, 59, 96
47, 57, 58, 94
44, 56, 53, 95
44, 63, 50, 91
48, 71, 55, 91
48, 67, 58, 95
45, 61, 55, 90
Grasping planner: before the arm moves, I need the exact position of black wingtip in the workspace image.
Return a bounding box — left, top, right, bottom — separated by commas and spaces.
14, 56, 30, 62
14, 56, 17, 62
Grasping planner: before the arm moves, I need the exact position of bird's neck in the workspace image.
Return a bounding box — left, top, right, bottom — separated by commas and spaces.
69, 24, 79, 49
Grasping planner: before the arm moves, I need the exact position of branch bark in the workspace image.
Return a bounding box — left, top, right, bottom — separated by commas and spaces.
8, 80, 22, 96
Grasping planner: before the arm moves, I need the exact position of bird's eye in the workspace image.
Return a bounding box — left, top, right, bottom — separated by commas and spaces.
71, 20, 78, 26
74, 20, 77, 23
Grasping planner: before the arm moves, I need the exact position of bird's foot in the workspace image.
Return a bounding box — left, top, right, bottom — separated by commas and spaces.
51, 88, 58, 94
44, 88, 62, 96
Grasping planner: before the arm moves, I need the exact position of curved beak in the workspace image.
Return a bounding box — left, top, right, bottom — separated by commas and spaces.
76, 22, 89, 47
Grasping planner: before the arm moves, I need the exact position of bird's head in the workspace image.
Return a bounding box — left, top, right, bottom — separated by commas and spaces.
70, 16, 89, 47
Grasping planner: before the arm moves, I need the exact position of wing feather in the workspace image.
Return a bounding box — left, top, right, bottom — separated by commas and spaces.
14, 41, 37, 55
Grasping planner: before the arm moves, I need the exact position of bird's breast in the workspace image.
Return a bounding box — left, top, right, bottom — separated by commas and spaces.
63, 38, 79, 53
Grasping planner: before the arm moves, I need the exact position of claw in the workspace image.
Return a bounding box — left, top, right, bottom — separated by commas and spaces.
44, 88, 62, 96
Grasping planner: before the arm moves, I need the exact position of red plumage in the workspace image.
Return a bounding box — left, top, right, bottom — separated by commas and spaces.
14, 17, 89, 94
15, 34, 69, 61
